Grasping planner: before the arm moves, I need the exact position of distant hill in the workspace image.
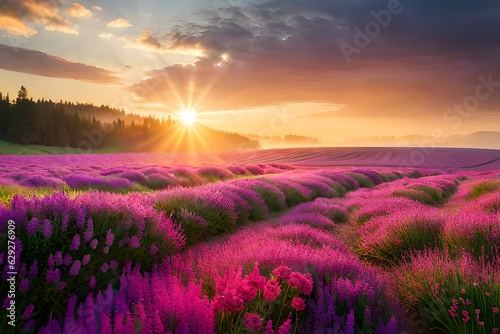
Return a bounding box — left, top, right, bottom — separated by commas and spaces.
336, 131, 500, 149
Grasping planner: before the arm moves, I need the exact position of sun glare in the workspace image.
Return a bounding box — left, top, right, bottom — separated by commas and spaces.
179, 109, 197, 126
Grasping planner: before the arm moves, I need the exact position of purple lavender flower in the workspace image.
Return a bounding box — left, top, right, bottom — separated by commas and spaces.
70, 234, 81, 251
54, 251, 63, 266
28, 261, 38, 277
62, 214, 69, 231
42, 219, 53, 238
23, 320, 35, 332
23, 304, 34, 319
109, 260, 119, 270
57, 281, 67, 290
89, 276, 96, 289
82, 254, 91, 266
64, 254, 72, 266
90, 238, 98, 250
46, 268, 61, 283
105, 229, 114, 247
26, 217, 40, 234
150, 244, 159, 255
101, 262, 109, 273
83, 218, 94, 243
19, 278, 30, 292
69, 260, 81, 276
129, 236, 140, 249
47, 254, 55, 268
76, 208, 86, 228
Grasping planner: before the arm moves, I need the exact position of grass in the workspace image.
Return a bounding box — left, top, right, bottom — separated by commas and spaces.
0, 140, 123, 155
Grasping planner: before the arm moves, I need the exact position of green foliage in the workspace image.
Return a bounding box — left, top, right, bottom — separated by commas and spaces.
395, 250, 500, 334
468, 180, 500, 199
156, 196, 237, 243
253, 186, 287, 211
347, 173, 375, 188
392, 189, 437, 205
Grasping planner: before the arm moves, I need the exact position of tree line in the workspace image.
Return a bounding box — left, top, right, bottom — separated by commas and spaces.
0, 86, 259, 152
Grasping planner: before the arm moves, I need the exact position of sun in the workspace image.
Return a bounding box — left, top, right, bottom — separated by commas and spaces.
179, 109, 197, 126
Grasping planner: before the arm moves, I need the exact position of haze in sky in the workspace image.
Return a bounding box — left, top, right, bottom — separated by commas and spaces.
0, 0, 499, 143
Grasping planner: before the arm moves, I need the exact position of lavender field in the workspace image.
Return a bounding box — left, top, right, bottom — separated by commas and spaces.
1, 153, 500, 334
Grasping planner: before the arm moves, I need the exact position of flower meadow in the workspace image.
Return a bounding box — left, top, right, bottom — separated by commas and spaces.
0, 155, 500, 334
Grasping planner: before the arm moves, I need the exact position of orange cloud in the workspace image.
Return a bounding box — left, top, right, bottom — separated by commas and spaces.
107, 18, 131, 28
0, 0, 77, 36
67, 3, 93, 18
0, 16, 36, 36
128, 29, 206, 57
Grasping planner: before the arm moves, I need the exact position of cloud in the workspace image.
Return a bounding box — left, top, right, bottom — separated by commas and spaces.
67, 3, 93, 18
126, 29, 205, 56
98, 32, 114, 39
0, 43, 120, 84
128, 0, 500, 117
0, 0, 77, 36
92, 5, 103, 12
107, 18, 131, 28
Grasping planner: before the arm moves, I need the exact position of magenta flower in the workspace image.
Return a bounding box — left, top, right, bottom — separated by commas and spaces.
277, 316, 292, 334
291, 297, 306, 311
103, 246, 109, 254
42, 219, 53, 238
26, 217, 40, 234
22, 304, 34, 319
223, 294, 244, 313
263, 278, 281, 302
243, 313, 262, 331
70, 234, 80, 251
263, 320, 274, 334
238, 263, 267, 301
101, 262, 109, 273
462, 310, 470, 323
89, 276, 96, 289
46, 268, 61, 283
82, 254, 91, 266
105, 229, 114, 247
69, 260, 81, 276
57, 281, 67, 290
272, 266, 292, 280
288, 272, 313, 295
493, 307, 499, 314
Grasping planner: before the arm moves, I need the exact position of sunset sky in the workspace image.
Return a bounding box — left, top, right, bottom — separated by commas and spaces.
0, 0, 499, 142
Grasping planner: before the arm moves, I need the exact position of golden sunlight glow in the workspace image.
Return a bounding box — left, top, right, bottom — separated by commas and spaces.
179, 109, 197, 126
